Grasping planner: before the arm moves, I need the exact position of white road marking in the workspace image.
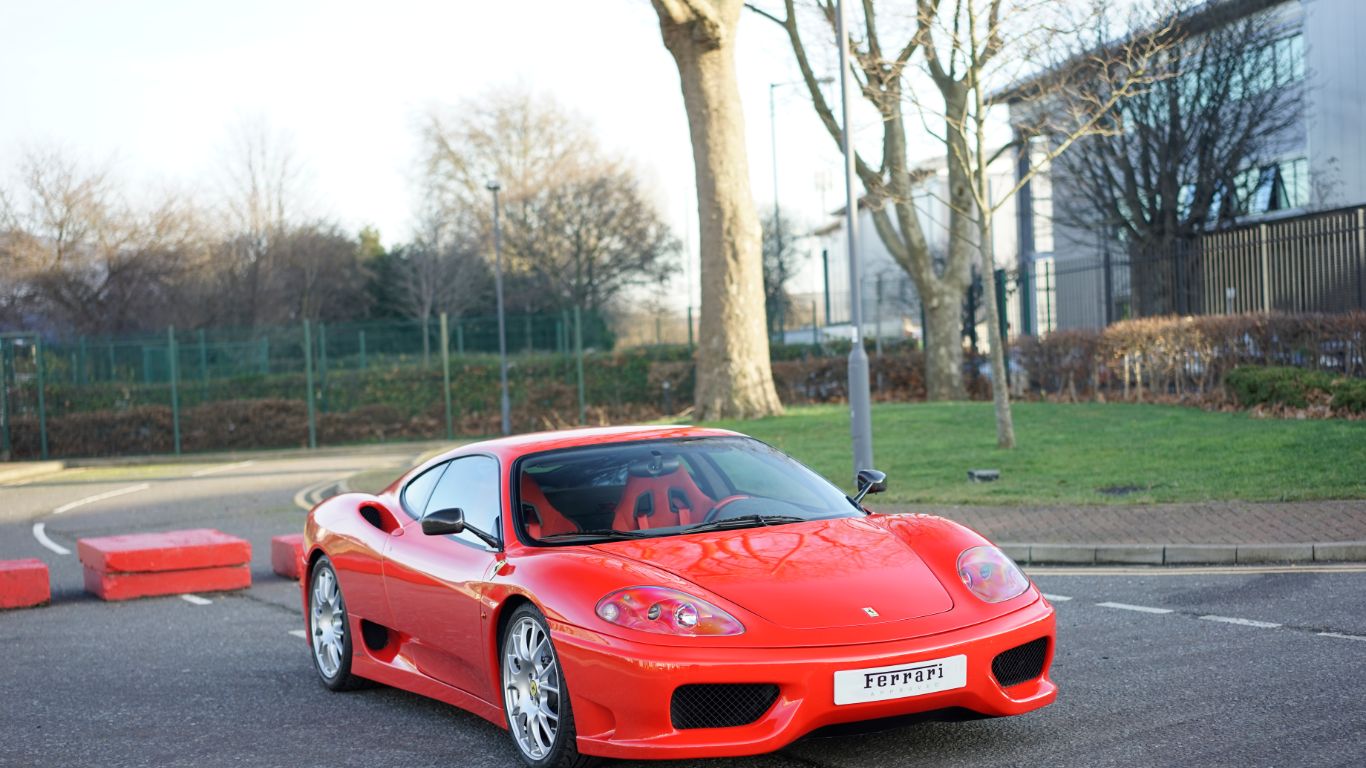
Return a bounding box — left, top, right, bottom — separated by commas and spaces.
293, 477, 346, 511
289, 629, 308, 639
1097, 601, 1173, 614
180, 594, 212, 605
1199, 615, 1282, 629
52, 483, 150, 514
1318, 632, 1366, 642
1032, 564, 1366, 576
191, 460, 257, 478
1042, 593, 1073, 602
31, 523, 70, 555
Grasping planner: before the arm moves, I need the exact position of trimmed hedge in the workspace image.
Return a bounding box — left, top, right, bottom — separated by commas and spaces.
1015, 312, 1366, 403
1226, 366, 1366, 414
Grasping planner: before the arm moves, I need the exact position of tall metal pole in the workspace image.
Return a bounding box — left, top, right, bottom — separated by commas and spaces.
770, 83, 786, 342
489, 181, 511, 436
838, 0, 874, 480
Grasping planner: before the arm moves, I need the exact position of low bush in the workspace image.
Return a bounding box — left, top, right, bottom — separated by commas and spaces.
1227, 366, 1366, 414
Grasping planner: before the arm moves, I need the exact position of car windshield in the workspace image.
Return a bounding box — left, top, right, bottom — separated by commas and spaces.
516, 436, 861, 545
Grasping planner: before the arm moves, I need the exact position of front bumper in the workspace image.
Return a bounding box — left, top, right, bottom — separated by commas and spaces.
553, 596, 1057, 760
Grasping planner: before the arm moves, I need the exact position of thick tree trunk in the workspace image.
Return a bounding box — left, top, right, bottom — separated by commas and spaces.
654, 1, 782, 420
922, 286, 966, 401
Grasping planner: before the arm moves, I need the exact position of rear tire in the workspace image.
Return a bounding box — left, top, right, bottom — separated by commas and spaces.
307, 555, 364, 691
500, 604, 599, 768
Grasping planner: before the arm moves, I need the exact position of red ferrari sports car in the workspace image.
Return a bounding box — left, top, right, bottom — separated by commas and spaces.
301, 426, 1056, 766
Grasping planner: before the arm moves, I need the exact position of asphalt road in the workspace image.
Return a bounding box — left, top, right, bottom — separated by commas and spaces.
2, 452, 1364, 768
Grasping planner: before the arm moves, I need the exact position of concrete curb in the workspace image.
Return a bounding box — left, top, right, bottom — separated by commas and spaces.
1001, 541, 1366, 565
0, 460, 65, 485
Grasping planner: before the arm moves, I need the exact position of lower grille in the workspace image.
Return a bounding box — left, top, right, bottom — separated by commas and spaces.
670, 683, 780, 729
991, 637, 1049, 688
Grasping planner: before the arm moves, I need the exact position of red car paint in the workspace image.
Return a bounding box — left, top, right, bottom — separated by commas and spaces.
301, 426, 1056, 759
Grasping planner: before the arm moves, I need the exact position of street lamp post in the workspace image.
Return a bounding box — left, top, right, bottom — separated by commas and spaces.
836, 0, 874, 481
769, 77, 833, 344
488, 180, 511, 436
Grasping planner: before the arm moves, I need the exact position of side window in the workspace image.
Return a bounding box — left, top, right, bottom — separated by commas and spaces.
401, 462, 447, 520
425, 455, 501, 548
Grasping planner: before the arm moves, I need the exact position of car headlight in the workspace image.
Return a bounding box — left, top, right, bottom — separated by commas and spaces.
595, 586, 744, 636
957, 545, 1030, 603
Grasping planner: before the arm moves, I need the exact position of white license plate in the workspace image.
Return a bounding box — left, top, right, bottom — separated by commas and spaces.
833, 654, 967, 705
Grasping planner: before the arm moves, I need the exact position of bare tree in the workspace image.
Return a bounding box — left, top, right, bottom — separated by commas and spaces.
651, 0, 784, 419
754, 0, 978, 400
216, 118, 304, 326
502, 163, 678, 314
1050, 0, 1306, 315
919, 0, 1176, 447
761, 210, 803, 336
386, 204, 489, 324
421, 89, 677, 315
0, 148, 210, 334
271, 223, 374, 322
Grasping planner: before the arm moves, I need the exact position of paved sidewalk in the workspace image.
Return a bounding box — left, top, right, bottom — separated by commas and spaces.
880, 499, 1366, 564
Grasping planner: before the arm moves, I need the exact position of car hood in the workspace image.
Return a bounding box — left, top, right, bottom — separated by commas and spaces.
589, 516, 954, 630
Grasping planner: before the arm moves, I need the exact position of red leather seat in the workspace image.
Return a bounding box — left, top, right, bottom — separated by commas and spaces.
611, 456, 714, 531
520, 474, 579, 539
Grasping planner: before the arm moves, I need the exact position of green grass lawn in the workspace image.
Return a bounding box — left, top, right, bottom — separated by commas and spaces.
704, 402, 1366, 506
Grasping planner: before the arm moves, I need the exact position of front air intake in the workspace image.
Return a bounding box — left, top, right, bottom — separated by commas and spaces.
991, 637, 1049, 688
670, 684, 779, 729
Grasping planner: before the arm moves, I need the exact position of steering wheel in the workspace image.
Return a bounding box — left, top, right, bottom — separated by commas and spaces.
701, 494, 753, 523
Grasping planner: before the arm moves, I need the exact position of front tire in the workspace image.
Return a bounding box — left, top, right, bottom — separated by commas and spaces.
307, 555, 363, 691
501, 604, 597, 768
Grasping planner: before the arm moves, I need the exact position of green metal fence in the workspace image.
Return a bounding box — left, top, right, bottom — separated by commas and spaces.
0, 310, 622, 460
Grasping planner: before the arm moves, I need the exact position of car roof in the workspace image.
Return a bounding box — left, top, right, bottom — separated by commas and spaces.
437, 425, 745, 464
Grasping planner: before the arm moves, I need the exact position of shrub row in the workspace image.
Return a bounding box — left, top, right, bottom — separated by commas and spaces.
1014, 312, 1366, 403
1225, 366, 1366, 414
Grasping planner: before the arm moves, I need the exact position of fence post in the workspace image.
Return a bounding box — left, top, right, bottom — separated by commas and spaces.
812, 300, 819, 345
874, 275, 884, 357
35, 338, 49, 460
686, 306, 694, 351
303, 320, 317, 449
1357, 208, 1365, 310
197, 329, 208, 385
167, 327, 181, 456
574, 306, 586, 425
1259, 223, 1271, 313
440, 312, 453, 441
358, 330, 367, 370
1, 341, 11, 460
318, 322, 328, 414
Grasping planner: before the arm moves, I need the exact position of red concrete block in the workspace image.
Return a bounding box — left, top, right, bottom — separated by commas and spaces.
82, 563, 251, 601
271, 534, 305, 581
77, 528, 250, 573
0, 559, 50, 609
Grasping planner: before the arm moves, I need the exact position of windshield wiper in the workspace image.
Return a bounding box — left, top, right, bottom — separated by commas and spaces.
681, 514, 807, 534
539, 528, 653, 542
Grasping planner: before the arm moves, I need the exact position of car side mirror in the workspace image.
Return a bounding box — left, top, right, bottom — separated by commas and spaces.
422, 507, 501, 548
853, 469, 887, 503
422, 507, 467, 536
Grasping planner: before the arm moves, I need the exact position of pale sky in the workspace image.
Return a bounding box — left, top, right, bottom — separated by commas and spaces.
0, 0, 878, 305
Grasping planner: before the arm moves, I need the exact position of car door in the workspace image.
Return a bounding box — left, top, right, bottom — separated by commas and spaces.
382, 454, 502, 700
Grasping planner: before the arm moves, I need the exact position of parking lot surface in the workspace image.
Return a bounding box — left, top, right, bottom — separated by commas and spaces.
3, 452, 1364, 768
